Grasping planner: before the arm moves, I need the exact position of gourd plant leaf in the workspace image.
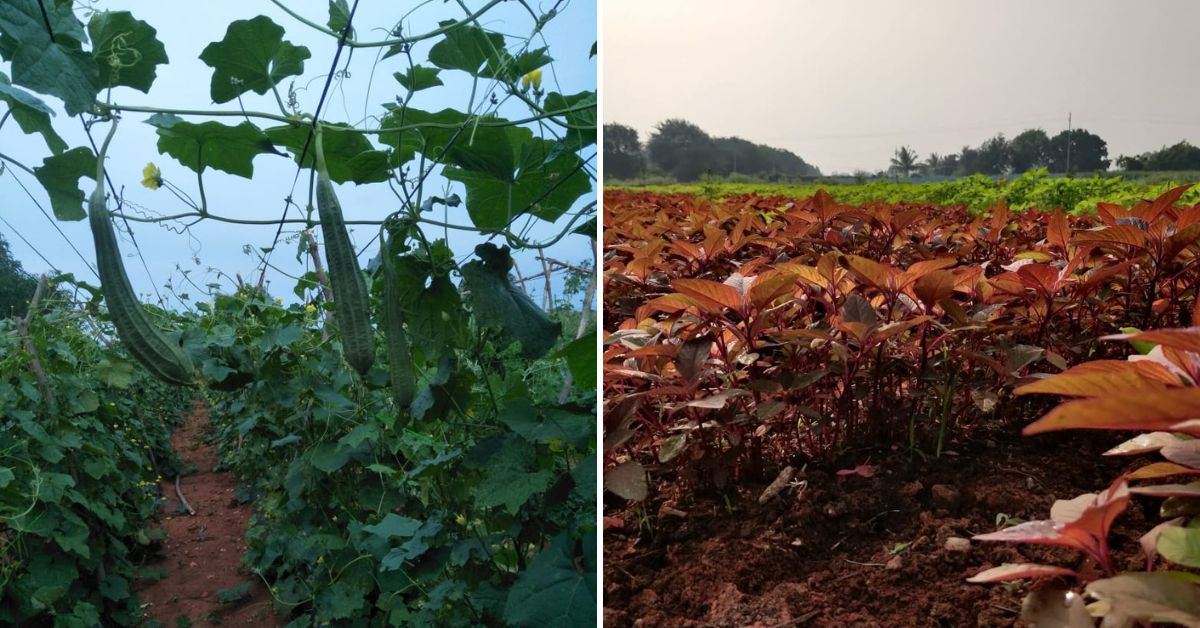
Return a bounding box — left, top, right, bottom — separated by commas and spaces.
198, 15, 310, 104
147, 113, 284, 177
33, 146, 95, 221
88, 11, 168, 92
503, 532, 595, 628
0, 0, 98, 115
265, 123, 390, 184
0, 72, 67, 153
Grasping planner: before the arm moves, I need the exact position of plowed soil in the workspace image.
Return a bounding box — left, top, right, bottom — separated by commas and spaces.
604, 426, 1152, 627
136, 402, 280, 626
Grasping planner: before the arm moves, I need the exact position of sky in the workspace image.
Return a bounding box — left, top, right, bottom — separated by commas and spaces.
0, 0, 596, 310
603, 0, 1200, 175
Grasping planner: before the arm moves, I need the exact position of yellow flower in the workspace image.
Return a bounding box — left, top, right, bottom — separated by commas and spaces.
305, 303, 316, 314
141, 163, 162, 190
520, 68, 543, 91
455, 513, 466, 526
275, 297, 284, 304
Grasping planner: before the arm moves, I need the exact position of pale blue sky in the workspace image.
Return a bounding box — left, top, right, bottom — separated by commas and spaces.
1, 0, 596, 309
604, 0, 1200, 174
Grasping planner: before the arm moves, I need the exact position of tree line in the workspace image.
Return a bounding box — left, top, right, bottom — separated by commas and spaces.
891, 130, 1200, 178
604, 119, 820, 182
606, 119, 1200, 182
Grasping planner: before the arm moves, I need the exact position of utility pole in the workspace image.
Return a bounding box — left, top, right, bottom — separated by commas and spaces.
1065, 112, 1072, 174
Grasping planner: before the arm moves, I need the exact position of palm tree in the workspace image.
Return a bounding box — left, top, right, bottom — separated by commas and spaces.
890, 146, 919, 177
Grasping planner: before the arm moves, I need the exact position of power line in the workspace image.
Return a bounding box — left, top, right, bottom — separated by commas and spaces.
2, 166, 100, 279
258, 0, 362, 286
0, 212, 59, 272
33, 0, 162, 302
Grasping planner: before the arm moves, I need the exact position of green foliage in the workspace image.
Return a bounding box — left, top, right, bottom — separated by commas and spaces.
627, 169, 1200, 215
193, 270, 594, 625
0, 232, 37, 318
1, 2, 596, 624
0, 294, 188, 625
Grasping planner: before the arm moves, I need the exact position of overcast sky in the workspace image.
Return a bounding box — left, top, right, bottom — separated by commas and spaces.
604, 0, 1200, 174
1, 0, 595, 308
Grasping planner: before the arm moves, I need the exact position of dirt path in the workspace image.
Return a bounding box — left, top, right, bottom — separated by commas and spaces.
604, 426, 1152, 627
137, 402, 280, 626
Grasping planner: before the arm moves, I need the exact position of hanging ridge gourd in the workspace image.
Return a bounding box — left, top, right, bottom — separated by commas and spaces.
88, 122, 194, 386
460, 243, 561, 358
380, 226, 416, 416
315, 127, 375, 376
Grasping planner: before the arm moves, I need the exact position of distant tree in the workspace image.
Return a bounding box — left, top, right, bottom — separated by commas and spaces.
1046, 128, 1110, 173
1141, 141, 1200, 171
603, 123, 643, 180
0, 232, 38, 319
957, 144, 981, 175
889, 145, 919, 177
923, 152, 958, 176
976, 134, 1012, 175
646, 118, 717, 182
1115, 154, 1145, 171
1009, 129, 1049, 173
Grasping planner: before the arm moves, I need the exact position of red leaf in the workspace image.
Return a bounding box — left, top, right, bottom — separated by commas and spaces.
1014, 368, 1166, 398
1023, 388, 1200, 434
1048, 208, 1070, 251
1071, 225, 1148, 249
1141, 184, 1194, 223
1127, 462, 1200, 480
913, 270, 955, 310
671, 278, 743, 313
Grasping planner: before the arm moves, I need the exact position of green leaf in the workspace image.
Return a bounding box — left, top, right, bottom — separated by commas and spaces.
427, 21, 506, 76
363, 513, 422, 540
407, 273, 466, 360
0, 0, 87, 46
270, 434, 301, 448
264, 123, 390, 184
571, 453, 595, 503
147, 113, 283, 178
0, 467, 12, 488
470, 434, 554, 514
0, 72, 66, 153
460, 243, 561, 358
10, 42, 98, 116
33, 147, 95, 221
544, 90, 596, 150
554, 331, 595, 391
95, 356, 135, 388
98, 574, 129, 601
503, 533, 595, 627
309, 442, 350, 473
393, 65, 442, 92
326, 0, 354, 38
1085, 572, 1200, 626
498, 399, 592, 450
316, 580, 364, 620
445, 137, 591, 231
1159, 527, 1200, 568
199, 15, 311, 104
88, 11, 168, 92
381, 106, 461, 164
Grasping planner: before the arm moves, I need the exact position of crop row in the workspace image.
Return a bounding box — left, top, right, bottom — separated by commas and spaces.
602, 185, 1200, 493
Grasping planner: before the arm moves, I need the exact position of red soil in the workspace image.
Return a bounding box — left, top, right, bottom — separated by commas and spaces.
604, 425, 1153, 627
136, 402, 280, 626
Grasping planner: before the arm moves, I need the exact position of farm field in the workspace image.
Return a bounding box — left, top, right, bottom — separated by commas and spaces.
602, 187, 1200, 625
0, 1, 597, 626
612, 169, 1200, 215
